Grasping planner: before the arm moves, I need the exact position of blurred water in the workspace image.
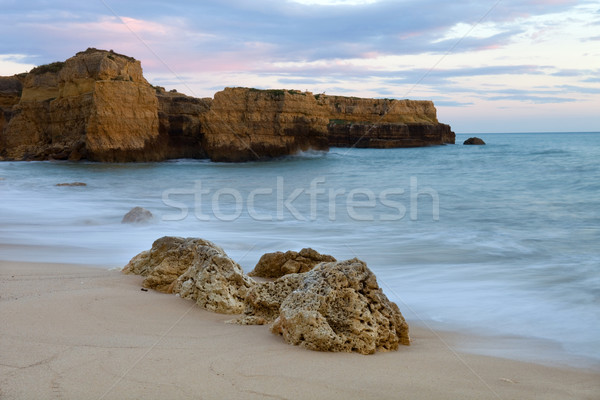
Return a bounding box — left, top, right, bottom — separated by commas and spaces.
1, 132, 599, 369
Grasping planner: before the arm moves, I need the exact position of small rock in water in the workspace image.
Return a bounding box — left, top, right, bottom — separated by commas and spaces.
121, 207, 153, 224
56, 182, 87, 186
463, 137, 486, 145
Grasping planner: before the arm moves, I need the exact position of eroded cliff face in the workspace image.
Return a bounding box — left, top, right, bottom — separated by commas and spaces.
156, 88, 210, 159
328, 122, 455, 148
201, 87, 330, 162
0, 76, 24, 151
317, 95, 454, 147
318, 95, 438, 124
1, 49, 160, 161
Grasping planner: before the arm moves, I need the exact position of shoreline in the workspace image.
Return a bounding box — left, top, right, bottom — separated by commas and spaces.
1, 260, 598, 399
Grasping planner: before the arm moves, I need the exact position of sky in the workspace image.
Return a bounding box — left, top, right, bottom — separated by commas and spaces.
1, 0, 599, 133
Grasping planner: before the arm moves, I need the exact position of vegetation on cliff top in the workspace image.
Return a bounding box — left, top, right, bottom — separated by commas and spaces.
244, 87, 308, 98
76, 48, 137, 62
29, 48, 136, 76
30, 62, 65, 75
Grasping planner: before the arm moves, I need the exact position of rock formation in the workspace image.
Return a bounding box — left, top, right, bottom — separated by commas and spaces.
270, 259, 410, 354
156, 87, 210, 159
121, 206, 153, 224
123, 236, 254, 313
463, 137, 486, 145
201, 88, 330, 162
124, 237, 410, 354
0, 76, 23, 141
0, 48, 455, 162
318, 95, 454, 147
319, 95, 438, 124
249, 247, 336, 278
328, 122, 454, 148
231, 273, 306, 325
1, 49, 161, 161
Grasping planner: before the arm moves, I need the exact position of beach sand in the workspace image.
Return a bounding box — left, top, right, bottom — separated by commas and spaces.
1, 260, 598, 400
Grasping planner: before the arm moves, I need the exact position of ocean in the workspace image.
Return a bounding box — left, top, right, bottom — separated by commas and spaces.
1, 132, 599, 369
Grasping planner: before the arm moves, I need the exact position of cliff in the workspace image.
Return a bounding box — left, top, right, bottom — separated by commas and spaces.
318, 95, 454, 147
156, 87, 210, 159
0, 49, 454, 162
318, 95, 438, 124
0, 76, 23, 146
201, 88, 329, 162
328, 122, 455, 148
1, 48, 161, 161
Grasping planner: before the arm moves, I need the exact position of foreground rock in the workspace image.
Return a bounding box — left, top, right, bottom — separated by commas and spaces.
125, 237, 410, 354
232, 274, 306, 325
271, 259, 410, 354
123, 236, 254, 313
463, 137, 486, 145
121, 206, 153, 224
249, 247, 336, 278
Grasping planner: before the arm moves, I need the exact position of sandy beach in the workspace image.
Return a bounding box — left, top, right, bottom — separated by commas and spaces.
1, 260, 599, 400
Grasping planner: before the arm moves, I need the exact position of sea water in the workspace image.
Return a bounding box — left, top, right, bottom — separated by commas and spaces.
1, 132, 599, 369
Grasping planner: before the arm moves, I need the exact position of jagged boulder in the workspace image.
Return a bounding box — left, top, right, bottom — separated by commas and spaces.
121, 206, 153, 224
463, 137, 486, 145
123, 236, 254, 313
249, 248, 336, 278
270, 258, 410, 354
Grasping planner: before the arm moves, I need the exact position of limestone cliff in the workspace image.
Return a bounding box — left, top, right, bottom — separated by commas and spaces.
328, 122, 454, 148
0, 49, 455, 162
1, 48, 161, 161
201, 87, 330, 162
318, 95, 438, 124
318, 95, 454, 147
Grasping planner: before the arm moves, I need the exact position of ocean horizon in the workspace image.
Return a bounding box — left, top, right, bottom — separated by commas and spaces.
1, 131, 599, 370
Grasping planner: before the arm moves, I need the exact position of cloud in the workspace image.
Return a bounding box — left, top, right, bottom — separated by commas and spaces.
1, 0, 596, 132
558, 85, 600, 94
431, 100, 474, 107
381, 65, 546, 86
0, 0, 583, 67
486, 95, 577, 103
